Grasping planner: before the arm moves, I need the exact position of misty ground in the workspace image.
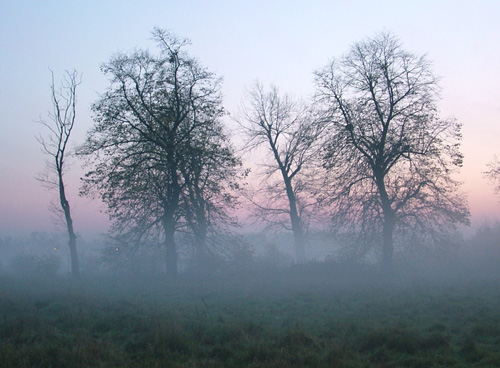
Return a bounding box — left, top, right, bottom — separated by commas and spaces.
2, 224, 500, 366
1, 258, 500, 367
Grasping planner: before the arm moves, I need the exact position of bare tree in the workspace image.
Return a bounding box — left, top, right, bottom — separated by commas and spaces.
239, 83, 324, 262
37, 70, 81, 279
315, 32, 469, 272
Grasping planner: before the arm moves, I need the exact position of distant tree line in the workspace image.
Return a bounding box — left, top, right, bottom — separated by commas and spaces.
39, 29, 478, 278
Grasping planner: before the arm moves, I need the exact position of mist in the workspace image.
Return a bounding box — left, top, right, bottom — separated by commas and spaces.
2, 222, 500, 366
2, 220, 500, 280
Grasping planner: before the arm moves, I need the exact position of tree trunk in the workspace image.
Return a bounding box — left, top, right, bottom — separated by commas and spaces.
59, 176, 80, 279
382, 212, 395, 274
163, 146, 181, 279
163, 215, 178, 278
375, 172, 395, 274
284, 177, 305, 262
290, 212, 305, 262
68, 233, 79, 279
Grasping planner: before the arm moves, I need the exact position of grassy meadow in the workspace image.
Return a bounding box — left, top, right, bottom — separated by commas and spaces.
1, 264, 500, 367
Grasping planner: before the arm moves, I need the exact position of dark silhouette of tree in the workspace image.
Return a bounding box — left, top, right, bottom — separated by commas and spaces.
239, 83, 324, 262
180, 118, 244, 266
37, 70, 81, 279
79, 29, 233, 277
315, 32, 469, 272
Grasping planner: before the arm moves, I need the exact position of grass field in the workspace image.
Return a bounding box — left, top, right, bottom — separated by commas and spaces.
1, 264, 500, 367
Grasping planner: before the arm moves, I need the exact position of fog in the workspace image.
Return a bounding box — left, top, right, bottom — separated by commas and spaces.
3, 223, 500, 366
2, 221, 500, 285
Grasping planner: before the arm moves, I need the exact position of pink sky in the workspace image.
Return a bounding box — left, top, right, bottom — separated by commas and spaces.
1, 1, 499, 237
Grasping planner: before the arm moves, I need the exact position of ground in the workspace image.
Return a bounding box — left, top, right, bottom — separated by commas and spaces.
1, 264, 500, 367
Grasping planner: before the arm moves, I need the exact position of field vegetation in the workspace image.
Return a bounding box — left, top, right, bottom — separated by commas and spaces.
1, 259, 500, 367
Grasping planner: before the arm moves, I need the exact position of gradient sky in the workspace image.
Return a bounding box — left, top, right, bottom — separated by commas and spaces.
1, 0, 499, 237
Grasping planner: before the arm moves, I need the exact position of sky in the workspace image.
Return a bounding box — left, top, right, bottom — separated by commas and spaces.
0, 0, 499, 238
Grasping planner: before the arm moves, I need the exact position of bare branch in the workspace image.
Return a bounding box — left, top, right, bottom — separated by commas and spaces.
237, 83, 326, 261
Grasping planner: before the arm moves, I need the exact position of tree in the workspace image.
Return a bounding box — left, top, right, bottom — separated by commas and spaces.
180, 115, 243, 265
79, 29, 231, 277
37, 70, 81, 279
314, 32, 469, 272
484, 156, 500, 198
239, 83, 324, 262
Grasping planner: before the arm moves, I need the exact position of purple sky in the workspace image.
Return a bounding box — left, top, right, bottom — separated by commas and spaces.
1, 0, 499, 237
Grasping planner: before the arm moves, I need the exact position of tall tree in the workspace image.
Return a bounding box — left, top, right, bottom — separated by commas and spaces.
315, 32, 469, 272
79, 29, 227, 277
37, 70, 81, 279
239, 83, 324, 262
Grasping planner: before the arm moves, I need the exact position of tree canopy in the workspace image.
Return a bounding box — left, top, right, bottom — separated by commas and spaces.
79, 29, 241, 276
315, 32, 469, 270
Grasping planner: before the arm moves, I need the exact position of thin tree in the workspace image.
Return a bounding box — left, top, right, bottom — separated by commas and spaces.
315, 32, 469, 272
239, 83, 324, 262
37, 70, 81, 279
